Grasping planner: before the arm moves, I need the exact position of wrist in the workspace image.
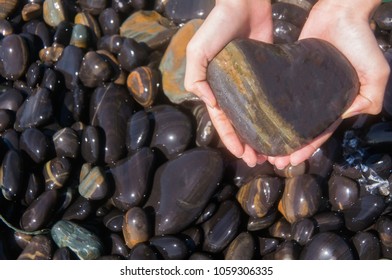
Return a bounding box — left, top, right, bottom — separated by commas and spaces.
217, 0, 271, 11
215, 0, 272, 39
315, 0, 381, 19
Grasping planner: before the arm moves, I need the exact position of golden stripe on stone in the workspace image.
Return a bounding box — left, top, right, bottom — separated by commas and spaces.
214, 42, 302, 152
208, 38, 358, 156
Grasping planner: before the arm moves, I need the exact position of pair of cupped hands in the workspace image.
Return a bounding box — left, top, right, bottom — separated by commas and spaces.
184, 0, 390, 169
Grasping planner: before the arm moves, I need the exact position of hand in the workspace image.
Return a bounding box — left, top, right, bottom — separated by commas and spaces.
185, 0, 273, 167
269, 0, 390, 169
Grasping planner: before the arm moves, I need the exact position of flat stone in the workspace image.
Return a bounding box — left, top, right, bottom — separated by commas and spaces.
119, 10, 177, 50
207, 38, 359, 156
51, 220, 103, 260
160, 19, 203, 104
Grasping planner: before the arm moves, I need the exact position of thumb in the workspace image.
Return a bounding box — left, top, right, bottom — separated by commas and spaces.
184, 45, 217, 108
187, 80, 217, 109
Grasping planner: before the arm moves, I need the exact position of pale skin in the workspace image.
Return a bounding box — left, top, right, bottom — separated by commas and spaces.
185, 0, 390, 169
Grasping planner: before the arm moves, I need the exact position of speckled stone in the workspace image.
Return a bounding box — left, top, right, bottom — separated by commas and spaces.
51, 220, 104, 260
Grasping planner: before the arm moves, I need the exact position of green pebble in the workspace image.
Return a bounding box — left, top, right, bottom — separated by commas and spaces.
51, 220, 103, 260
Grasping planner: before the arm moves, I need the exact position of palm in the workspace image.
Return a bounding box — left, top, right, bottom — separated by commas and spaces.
185, 0, 273, 166
269, 2, 390, 168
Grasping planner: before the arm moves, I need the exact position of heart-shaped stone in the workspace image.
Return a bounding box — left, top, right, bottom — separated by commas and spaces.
207, 38, 359, 156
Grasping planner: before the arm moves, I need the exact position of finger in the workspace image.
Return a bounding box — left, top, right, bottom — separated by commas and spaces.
184, 5, 250, 107
192, 81, 217, 109
267, 156, 276, 165
257, 154, 267, 165
241, 144, 258, 167
289, 144, 319, 167
207, 105, 244, 158
348, 34, 390, 116
274, 156, 291, 170
343, 74, 389, 119
184, 46, 217, 108
290, 119, 342, 166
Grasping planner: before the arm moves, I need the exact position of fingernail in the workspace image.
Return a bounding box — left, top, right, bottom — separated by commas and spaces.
275, 163, 286, 170
200, 95, 214, 109
290, 159, 300, 167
